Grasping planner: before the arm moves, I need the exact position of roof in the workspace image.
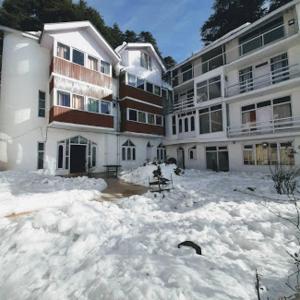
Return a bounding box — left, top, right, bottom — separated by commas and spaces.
41, 21, 120, 63
115, 42, 166, 72
169, 0, 300, 71
0, 25, 40, 40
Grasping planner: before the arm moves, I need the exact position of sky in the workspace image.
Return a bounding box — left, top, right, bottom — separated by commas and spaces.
87, 0, 214, 63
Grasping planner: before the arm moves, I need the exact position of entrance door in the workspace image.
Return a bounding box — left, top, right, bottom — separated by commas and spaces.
218, 150, 229, 172
70, 145, 86, 173
177, 147, 185, 169
206, 146, 229, 172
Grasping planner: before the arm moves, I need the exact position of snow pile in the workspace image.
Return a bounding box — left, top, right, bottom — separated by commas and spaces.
0, 171, 107, 217
0, 167, 297, 299
120, 163, 177, 186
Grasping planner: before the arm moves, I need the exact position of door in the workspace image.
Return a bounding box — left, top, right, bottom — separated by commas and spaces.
70, 145, 86, 173
206, 146, 229, 172
254, 62, 269, 89
218, 150, 229, 172
177, 148, 185, 169
256, 103, 272, 132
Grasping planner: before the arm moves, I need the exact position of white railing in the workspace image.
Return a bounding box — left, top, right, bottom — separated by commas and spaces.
226, 64, 300, 97
171, 22, 297, 88
173, 96, 195, 112
227, 116, 300, 137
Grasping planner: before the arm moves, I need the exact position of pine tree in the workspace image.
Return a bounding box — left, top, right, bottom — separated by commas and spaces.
269, 0, 293, 12
201, 0, 266, 44
163, 56, 176, 69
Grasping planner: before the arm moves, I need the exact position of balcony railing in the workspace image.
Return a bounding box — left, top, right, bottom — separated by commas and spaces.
226, 64, 300, 97
171, 22, 298, 88
227, 116, 300, 137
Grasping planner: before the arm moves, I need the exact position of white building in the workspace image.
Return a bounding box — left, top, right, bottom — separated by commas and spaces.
0, 22, 167, 175
164, 0, 300, 172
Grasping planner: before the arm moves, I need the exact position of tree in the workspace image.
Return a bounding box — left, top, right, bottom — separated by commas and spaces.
124, 30, 138, 43
201, 0, 266, 44
163, 56, 176, 69
269, 0, 293, 12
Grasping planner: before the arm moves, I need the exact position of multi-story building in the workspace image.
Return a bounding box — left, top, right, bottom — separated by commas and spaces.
1, 0, 300, 175
0, 22, 167, 174
164, 0, 300, 171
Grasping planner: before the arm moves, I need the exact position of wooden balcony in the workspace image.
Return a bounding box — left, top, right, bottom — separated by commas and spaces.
119, 83, 163, 107
49, 106, 114, 128
50, 57, 112, 89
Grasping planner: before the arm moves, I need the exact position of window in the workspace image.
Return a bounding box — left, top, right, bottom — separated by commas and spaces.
172, 115, 176, 135
202, 46, 225, 73
196, 76, 221, 103
57, 91, 70, 107
87, 98, 99, 113
138, 111, 146, 123
243, 145, 254, 165
72, 49, 84, 66
244, 142, 295, 166
146, 82, 153, 93
157, 143, 166, 161
91, 145, 97, 167
141, 52, 152, 70
88, 55, 98, 71
37, 142, 44, 169
128, 109, 137, 121
189, 146, 197, 160
239, 67, 253, 93
137, 78, 145, 90
184, 118, 189, 132
101, 61, 111, 75
199, 105, 223, 134
273, 96, 291, 121
57, 42, 70, 60
122, 140, 136, 161
57, 144, 64, 169
190, 116, 195, 131
38, 90, 46, 117
156, 115, 162, 126
179, 119, 183, 133
128, 74, 137, 87
72, 94, 84, 110
101, 101, 111, 115
271, 53, 289, 84
181, 64, 193, 82
148, 113, 155, 125
154, 85, 161, 96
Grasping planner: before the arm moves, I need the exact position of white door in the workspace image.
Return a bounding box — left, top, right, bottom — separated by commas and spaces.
256, 105, 272, 132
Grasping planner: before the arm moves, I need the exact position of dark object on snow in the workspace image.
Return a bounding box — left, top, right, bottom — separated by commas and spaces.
178, 241, 202, 255
153, 166, 162, 178
149, 165, 173, 193
174, 167, 182, 176
166, 157, 177, 165
247, 187, 256, 192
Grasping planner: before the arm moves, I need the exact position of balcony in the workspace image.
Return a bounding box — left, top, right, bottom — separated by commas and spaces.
227, 116, 300, 137
173, 86, 195, 112
50, 57, 112, 89
225, 64, 300, 97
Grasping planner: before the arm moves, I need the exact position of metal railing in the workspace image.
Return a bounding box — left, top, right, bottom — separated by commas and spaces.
227, 116, 300, 137
226, 64, 300, 97
171, 22, 297, 88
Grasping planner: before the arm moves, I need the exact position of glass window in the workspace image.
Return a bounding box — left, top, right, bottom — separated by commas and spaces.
57, 144, 64, 169
209, 77, 221, 99
92, 146, 96, 167
57, 91, 70, 107
202, 46, 225, 73
156, 115, 162, 126
179, 119, 182, 133
57, 42, 70, 60
128, 109, 137, 121
122, 140, 136, 161
101, 61, 111, 75
184, 118, 189, 132
137, 78, 145, 90
38, 90, 46, 117
273, 97, 291, 120
271, 53, 289, 84
87, 98, 99, 113
72, 94, 84, 110
190, 116, 195, 131
138, 111, 146, 123
146, 82, 153, 93
280, 142, 294, 165
148, 113, 155, 125
128, 74, 136, 87
101, 101, 111, 115
239, 67, 253, 93
256, 144, 270, 165
37, 142, 44, 169
154, 85, 161, 96
72, 49, 84, 66
88, 56, 98, 71
141, 52, 152, 70
122, 147, 126, 160
197, 81, 208, 102
172, 115, 176, 135
181, 64, 193, 82
211, 109, 223, 132
243, 145, 254, 165
199, 109, 210, 134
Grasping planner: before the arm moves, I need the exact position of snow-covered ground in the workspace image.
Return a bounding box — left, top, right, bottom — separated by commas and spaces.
0, 166, 297, 299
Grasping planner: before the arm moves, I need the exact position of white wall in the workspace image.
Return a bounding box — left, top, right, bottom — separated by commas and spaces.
0, 33, 50, 170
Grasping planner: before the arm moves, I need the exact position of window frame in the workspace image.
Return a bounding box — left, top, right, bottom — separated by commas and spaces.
72, 48, 85, 66
38, 90, 46, 117
37, 142, 45, 170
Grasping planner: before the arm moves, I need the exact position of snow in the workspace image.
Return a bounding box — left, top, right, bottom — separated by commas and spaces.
0, 166, 297, 299
0, 171, 107, 217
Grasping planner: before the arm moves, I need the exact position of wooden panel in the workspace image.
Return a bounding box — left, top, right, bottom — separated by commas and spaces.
51, 57, 112, 89
49, 106, 114, 128
120, 99, 163, 115
122, 121, 164, 135
119, 83, 162, 106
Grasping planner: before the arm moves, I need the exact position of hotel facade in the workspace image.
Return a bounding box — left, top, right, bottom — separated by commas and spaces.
1, 0, 300, 174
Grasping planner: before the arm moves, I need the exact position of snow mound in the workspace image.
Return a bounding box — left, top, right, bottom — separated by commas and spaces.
0, 171, 107, 217
120, 163, 177, 186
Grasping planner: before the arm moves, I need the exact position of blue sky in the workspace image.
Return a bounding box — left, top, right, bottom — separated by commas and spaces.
87, 0, 214, 63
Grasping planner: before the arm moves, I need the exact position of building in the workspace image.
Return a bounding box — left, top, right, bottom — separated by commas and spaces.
0, 22, 167, 175
1, 0, 300, 175
164, 0, 300, 172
